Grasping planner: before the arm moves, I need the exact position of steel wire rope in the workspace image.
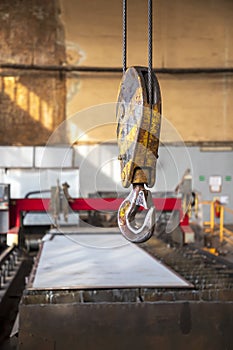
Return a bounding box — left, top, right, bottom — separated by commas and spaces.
145, 0, 154, 159
122, 0, 154, 105
148, 0, 153, 109
122, 0, 127, 74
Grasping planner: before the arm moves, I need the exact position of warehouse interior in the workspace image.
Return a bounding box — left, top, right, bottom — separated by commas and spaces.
0, 0, 233, 349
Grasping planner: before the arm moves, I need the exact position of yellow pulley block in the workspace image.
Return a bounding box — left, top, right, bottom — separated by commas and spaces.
116, 66, 162, 243
116, 66, 161, 188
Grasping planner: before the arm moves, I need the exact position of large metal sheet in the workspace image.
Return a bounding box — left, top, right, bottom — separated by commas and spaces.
32, 230, 191, 289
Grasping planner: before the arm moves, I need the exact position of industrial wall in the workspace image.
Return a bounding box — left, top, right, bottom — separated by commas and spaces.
0, 0, 232, 145
0, 0, 66, 145
61, 0, 233, 144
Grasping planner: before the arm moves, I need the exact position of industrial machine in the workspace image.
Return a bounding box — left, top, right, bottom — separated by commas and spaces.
7, 191, 188, 247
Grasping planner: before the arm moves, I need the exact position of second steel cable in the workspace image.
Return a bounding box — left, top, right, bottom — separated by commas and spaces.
122, 0, 127, 74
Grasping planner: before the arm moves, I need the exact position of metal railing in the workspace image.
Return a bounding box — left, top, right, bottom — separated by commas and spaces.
201, 200, 233, 244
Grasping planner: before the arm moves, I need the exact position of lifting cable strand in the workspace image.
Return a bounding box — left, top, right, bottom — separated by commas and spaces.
123, 0, 127, 74
123, 0, 153, 103
148, 0, 153, 109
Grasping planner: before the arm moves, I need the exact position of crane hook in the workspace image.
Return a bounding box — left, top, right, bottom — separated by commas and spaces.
118, 184, 155, 243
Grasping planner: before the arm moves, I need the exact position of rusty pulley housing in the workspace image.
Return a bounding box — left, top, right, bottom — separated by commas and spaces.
116, 66, 161, 188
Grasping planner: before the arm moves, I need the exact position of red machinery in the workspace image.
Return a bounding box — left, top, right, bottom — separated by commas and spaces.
8, 196, 191, 244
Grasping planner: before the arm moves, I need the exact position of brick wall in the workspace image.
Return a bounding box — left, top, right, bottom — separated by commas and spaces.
0, 0, 66, 145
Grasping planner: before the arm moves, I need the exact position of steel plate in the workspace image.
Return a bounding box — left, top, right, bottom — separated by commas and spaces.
31, 229, 191, 289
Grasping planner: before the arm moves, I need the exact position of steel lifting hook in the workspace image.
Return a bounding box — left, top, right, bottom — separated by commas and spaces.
118, 184, 155, 243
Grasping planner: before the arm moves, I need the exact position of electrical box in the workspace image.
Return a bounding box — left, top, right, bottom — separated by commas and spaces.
0, 184, 10, 234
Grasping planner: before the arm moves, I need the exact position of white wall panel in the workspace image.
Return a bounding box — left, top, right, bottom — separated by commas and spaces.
4, 169, 79, 198
35, 146, 74, 168
0, 146, 33, 168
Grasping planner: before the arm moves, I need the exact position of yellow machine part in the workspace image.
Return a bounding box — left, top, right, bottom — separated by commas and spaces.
116, 66, 161, 188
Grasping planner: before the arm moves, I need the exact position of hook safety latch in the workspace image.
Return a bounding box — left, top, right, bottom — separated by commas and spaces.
118, 184, 155, 243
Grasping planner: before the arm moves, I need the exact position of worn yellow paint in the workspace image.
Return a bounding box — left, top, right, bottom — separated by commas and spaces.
125, 106, 160, 186
118, 124, 138, 154
117, 67, 161, 188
